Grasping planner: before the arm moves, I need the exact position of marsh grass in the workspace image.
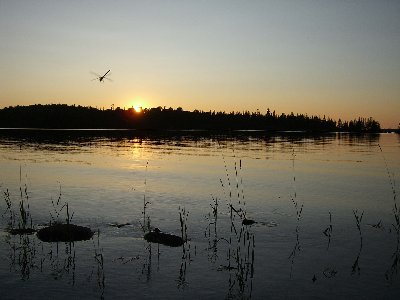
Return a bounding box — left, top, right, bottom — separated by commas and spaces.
2, 167, 35, 234
205, 196, 218, 238
2, 188, 15, 228
18, 167, 33, 230
140, 161, 151, 233
49, 184, 74, 226
179, 206, 190, 259
221, 155, 252, 233
230, 225, 255, 299
213, 154, 255, 299
2, 172, 86, 284
205, 196, 220, 263
177, 207, 190, 292
35, 184, 95, 243
234, 158, 246, 212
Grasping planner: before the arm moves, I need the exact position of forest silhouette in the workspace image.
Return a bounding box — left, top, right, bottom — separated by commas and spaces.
0, 104, 382, 132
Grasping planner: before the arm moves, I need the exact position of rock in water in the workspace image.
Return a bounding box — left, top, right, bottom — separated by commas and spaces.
8, 228, 37, 235
37, 223, 93, 242
242, 218, 256, 225
144, 228, 184, 247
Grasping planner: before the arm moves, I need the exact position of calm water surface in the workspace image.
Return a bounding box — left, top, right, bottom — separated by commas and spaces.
0, 130, 399, 299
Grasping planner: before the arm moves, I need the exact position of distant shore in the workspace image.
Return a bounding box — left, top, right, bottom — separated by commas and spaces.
0, 104, 386, 133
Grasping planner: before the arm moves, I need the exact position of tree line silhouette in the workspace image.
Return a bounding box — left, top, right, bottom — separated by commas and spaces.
0, 104, 382, 132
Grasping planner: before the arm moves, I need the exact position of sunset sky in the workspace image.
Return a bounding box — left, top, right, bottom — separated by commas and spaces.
0, 0, 399, 128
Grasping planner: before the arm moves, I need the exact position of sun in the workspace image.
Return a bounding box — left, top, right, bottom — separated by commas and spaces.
131, 98, 145, 113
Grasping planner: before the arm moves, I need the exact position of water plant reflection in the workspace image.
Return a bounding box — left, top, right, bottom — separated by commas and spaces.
288, 149, 303, 278
93, 231, 105, 300
208, 157, 256, 299
351, 209, 364, 276
5, 233, 39, 280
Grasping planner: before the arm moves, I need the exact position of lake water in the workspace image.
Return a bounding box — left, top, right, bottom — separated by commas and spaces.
0, 130, 399, 299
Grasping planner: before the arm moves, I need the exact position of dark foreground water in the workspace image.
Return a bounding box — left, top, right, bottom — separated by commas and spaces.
0, 130, 399, 299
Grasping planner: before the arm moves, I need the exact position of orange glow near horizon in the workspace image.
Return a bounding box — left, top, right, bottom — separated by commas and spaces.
130, 98, 147, 113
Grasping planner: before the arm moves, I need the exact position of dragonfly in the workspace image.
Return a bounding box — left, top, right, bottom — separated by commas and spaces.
91, 70, 112, 82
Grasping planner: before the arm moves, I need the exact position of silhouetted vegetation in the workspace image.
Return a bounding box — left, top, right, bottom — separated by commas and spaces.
0, 104, 381, 132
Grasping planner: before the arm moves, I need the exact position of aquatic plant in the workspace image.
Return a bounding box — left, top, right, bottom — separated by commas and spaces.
2, 167, 35, 234
18, 167, 34, 231
205, 196, 219, 238
211, 154, 256, 299
39, 184, 93, 242
323, 212, 333, 250
179, 206, 190, 258
139, 163, 192, 289
234, 158, 246, 211
225, 223, 255, 299
2, 188, 15, 228
205, 196, 222, 263
206, 196, 225, 262
140, 161, 192, 290
48, 184, 76, 228
140, 161, 151, 233
50, 184, 64, 223
220, 155, 255, 235
353, 209, 364, 240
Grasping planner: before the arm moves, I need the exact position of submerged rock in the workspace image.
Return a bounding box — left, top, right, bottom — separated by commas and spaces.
37, 223, 93, 242
144, 228, 184, 247
8, 228, 37, 235
108, 222, 132, 228
242, 218, 256, 225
